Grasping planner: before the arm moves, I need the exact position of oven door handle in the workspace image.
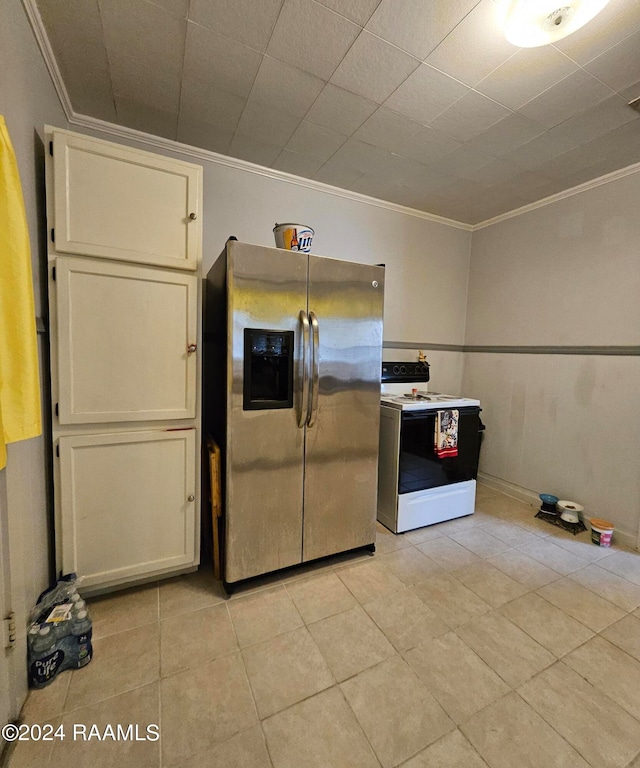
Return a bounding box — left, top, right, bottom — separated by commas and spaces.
298, 310, 311, 428
307, 311, 319, 427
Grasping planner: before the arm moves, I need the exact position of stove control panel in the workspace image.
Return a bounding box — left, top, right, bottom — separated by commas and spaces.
381, 361, 430, 383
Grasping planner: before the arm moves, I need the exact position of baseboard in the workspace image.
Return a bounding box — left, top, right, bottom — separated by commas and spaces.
477, 473, 538, 508
478, 472, 638, 551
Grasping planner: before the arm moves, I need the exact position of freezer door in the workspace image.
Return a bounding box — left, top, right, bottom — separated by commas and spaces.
225, 242, 308, 583
303, 256, 384, 561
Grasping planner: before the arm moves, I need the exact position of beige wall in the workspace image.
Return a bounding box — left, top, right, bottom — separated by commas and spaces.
0, 0, 67, 715
463, 174, 640, 545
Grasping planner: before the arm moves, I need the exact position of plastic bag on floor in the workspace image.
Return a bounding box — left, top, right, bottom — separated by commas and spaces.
27, 572, 93, 688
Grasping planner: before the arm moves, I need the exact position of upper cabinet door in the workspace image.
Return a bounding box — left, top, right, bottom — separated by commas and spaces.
52, 130, 201, 270
56, 256, 198, 424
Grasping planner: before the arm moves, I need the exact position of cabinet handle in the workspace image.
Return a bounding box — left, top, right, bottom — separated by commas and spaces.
189, 212, 197, 220
187, 344, 197, 353
187, 495, 195, 502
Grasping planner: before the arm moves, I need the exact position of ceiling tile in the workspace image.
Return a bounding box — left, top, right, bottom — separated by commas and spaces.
502, 131, 573, 171
313, 160, 364, 187
518, 69, 616, 129
314, 0, 382, 25
425, 0, 518, 87
272, 149, 325, 176
464, 156, 520, 186
248, 56, 325, 118
541, 94, 637, 152
553, 0, 640, 65
621, 80, 640, 102
286, 121, 348, 162
329, 30, 420, 104
235, 100, 300, 146
267, 0, 360, 80
183, 22, 263, 98
384, 64, 469, 124
179, 78, 246, 133
392, 126, 461, 164
476, 45, 578, 110
365, 0, 480, 60
425, 145, 494, 177
429, 90, 510, 142
228, 134, 282, 165
352, 107, 422, 152
176, 116, 234, 154
584, 30, 640, 93
114, 95, 178, 140
99, 0, 186, 75
147, 0, 189, 18
329, 137, 395, 175
189, 0, 284, 52
347, 173, 412, 203
37, 0, 116, 121
305, 83, 377, 136
464, 113, 546, 157
399, 166, 456, 193
109, 51, 182, 113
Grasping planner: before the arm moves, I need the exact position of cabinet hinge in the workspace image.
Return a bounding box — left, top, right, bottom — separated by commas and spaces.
4, 612, 16, 650
51, 228, 55, 243
56, 444, 60, 458
49, 140, 53, 156
55, 403, 59, 417
52, 266, 56, 281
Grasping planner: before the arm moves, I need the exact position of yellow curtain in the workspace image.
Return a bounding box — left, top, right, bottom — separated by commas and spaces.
0, 115, 42, 469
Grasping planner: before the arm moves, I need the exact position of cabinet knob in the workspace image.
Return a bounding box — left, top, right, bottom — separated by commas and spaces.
187, 495, 195, 502
187, 343, 197, 353
189, 212, 197, 220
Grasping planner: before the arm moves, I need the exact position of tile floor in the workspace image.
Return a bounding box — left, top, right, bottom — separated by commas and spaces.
9, 484, 640, 768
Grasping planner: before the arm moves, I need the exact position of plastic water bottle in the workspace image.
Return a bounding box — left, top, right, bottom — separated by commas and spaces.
71, 609, 93, 668
29, 626, 63, 688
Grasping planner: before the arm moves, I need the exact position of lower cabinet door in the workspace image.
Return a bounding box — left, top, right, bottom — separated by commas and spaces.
58, 429, 197, 588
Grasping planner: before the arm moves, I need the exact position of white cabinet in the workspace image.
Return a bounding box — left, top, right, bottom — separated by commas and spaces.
55, 257, 198, 424
46, 127, 202, 593
59, 430, 197, 589
52, 131, 201, 270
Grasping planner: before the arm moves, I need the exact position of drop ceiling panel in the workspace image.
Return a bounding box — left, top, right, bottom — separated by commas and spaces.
425, 0, 518, 87
266, 0, 360, 80
285, 121, 348, 162
189, 0, 284, 52
37, 0, 115, 121
518, 69, 617, 129
272, 149, 325, 177
429, 90, 511, 143
305, 84, 377, 136
384, 64, 469, 125
329, 31, 420, 104
476, 46, 578, 110
365, 0, 481, 60
176, 117, 233, 154
179, 79, 246, 133
352, 107, 423, 153
114, 96, 178, 140
583, 30, 640, 93
183, 22, 262, 98
315, 0, 382, 26
34, 0, 640, 225
248, 56, 325, 118
391, 126, 461, 164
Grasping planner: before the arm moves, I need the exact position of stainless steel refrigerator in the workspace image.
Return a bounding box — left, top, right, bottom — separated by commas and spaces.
204, 239, 384, 590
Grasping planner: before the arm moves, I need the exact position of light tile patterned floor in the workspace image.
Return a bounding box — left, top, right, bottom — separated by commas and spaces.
10, 485, 640, 768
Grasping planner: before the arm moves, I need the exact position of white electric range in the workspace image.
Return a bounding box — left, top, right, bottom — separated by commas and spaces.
377, 362, 481, 534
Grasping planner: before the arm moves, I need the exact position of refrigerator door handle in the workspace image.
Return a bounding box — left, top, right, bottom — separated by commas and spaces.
307, 311, 320, 427
298, 309, 311, 428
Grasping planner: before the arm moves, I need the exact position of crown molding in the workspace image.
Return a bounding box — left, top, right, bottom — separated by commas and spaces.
473, 159, 640, 230
24, 0, 640, 236
22, 0, 73, 121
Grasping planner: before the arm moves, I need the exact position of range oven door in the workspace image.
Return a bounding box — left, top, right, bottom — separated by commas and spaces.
398, 407, 480, 494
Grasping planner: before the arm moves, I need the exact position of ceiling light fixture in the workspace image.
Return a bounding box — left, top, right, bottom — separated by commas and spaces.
502, 0, 610, 47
